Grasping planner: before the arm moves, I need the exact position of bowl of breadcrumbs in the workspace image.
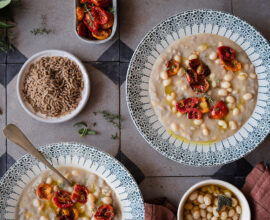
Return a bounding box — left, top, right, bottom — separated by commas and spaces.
17, 50, 90, 123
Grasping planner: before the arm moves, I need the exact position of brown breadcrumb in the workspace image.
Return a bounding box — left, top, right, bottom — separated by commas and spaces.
22, 56, 84, 117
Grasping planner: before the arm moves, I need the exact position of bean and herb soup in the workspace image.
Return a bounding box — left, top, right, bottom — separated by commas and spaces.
183, 184, 241, 220
16, 167, 122, 220
149, 33, 258, 142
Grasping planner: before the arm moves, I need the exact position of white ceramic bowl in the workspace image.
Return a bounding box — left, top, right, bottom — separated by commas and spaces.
177, 179, 250, 220
17, 49, 90, 123
74, 0, 117, 44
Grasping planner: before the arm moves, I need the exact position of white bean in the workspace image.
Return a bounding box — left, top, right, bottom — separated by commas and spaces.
229, 121, 237, 130
232, 214, 239, 220
40, 217, 48, 220
221, 81, 231, 89
232, 108, 240, 116
46, 177, 52, 184
200, 209, 207, 217
170, 123, 179, 132
204, 194, 212, 205
213, 207, 219, 217
199, 204, 207, 209
224, 190, 232, 197
218, 89, 228, 96
189, 54, 198, 60
198, 44, 208, 52
232, 198, 238, 207
88, 193, 95, 203
186, 214, 194, 220
236, 206, 241, 214
226, 95, 235, 103
211, 217, 218, 220
215, 59, 221, 65
163, 79, 172, 86
207, 206, 213, 213
228, 209, 235, 217
220, 211, 228, 220
211, 81, 217, 88
193, 210, 200, 219
249, 73, 257, 79
218, 41, 224, 47
178, 67, 185, 77
207, 213, 213, 219
194, 119, 203, 126
243, 93, 253, 100
185, 59, 190, 66
174, 54, 181, 62
189, 191, 199, 201
202, 128, 209, 136
102, 196, 112, 204
176, 112, 182, 118
227, 88, 233, 93
160, 71, 168, 80
218, 120, 228, 129
209, 52, 217, 60
198, 195, 204, 203
224, 73, 234, 81
181, 85, 188, 91
33, 199, 40, 207
238, 72, 248, 80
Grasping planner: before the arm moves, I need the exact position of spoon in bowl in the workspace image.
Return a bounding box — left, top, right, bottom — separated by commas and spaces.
3, 124, 72, 187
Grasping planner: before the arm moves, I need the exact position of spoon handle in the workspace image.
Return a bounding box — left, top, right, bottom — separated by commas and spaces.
3, 124, 72, 186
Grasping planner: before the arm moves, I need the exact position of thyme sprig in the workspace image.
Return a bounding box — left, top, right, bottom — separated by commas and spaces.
30, 14, 54, 36
95, 111, 122, 129
73, 121, 97, 137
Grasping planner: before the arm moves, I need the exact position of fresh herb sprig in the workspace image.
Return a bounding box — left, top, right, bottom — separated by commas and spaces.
193, 87, 214, 103
108, 6, 114, 14
73, 121, 97, 137
30, 14, 54, 36
111, 133, 118, 140
95, 111, 122, 129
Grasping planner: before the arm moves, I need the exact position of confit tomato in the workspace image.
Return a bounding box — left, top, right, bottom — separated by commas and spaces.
80, 0, 92, 3
176, 98, 199, 113
92, 0, 110, 8
57, 208, 79, 220
198, 97, 209, 113
94, 205, 115, 220
76, 7, 85, 21
187, 108, 202, 119
77, 22, 88, 37
166, 59, 180, 76
91, 6, 109, 25
186, 68, 198, 84
189, 59, 210, 77
37, 184, 53, 200
191, 78, 210, 93
71, 184, 89, 204
218, 46, 235, 62
100, 12, 114, 29
221, 59, 241, 72
53, 190, 74, 209
209, 101, 229, 119
83, 12, 99, 32
92, 29, 111, 40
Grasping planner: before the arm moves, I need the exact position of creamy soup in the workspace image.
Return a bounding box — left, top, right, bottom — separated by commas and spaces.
149, 33, 258, 142
16, 167, 122, 220
183, 184, 241, 220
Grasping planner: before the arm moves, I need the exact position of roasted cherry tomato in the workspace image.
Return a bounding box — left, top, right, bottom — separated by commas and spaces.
92, 29, 111, 40
187, 108, 202, 119
37, 184, 53, 200
100, 12, 114, 29
198, 97, 209, 113
80, 0, 92, 3
189, 59, 210, 77
166, 59, 180, 76
83, 12, 99, 32
218, 46, 235, 62
53, 190, 74, 209
191, 78, 210, 93
71, 184, 89, 204
94, 204, 115, 220
57, 208, 79, 220
77, 22, 88, 37
209, 101, 229, 119
176, 98, 199, 113
186, 68, 198, 84
76, 6, 85, 21
92, 0, 109, 8
221, 59, 241, 72
91, 6, 109, 25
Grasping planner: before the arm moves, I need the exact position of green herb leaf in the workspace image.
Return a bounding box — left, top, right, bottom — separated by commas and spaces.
30, 14, 54, 36
87, 130, 96, 135
108, 6, 114, 13
0, 21, 15, 29
111, 133, 118, 140
73, 121, 88, 127
83, 3, 91, 12
0, 0, 11, 9
96, 111, 122, 129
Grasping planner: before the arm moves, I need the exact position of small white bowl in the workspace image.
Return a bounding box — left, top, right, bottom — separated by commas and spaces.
17, 49, 90, 123
74, 0, 117, 44
177, 179, 250, 220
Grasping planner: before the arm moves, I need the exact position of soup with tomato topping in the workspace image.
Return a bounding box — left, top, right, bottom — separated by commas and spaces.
16, 166, 122, 220
149, 33, 258, 142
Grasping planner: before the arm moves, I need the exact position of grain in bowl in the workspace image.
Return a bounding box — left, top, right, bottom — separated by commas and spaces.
22, 56, 84, 118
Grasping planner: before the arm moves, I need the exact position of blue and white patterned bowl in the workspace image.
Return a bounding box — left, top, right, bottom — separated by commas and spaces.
126, 9, 270, 166
0, 142, 144, 219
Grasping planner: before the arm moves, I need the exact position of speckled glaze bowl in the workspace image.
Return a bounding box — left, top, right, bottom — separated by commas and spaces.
126, 9, 270, 166
0, 142, 144, 220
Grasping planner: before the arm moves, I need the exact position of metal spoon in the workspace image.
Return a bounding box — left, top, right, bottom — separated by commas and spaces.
3, 124, 72, 187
